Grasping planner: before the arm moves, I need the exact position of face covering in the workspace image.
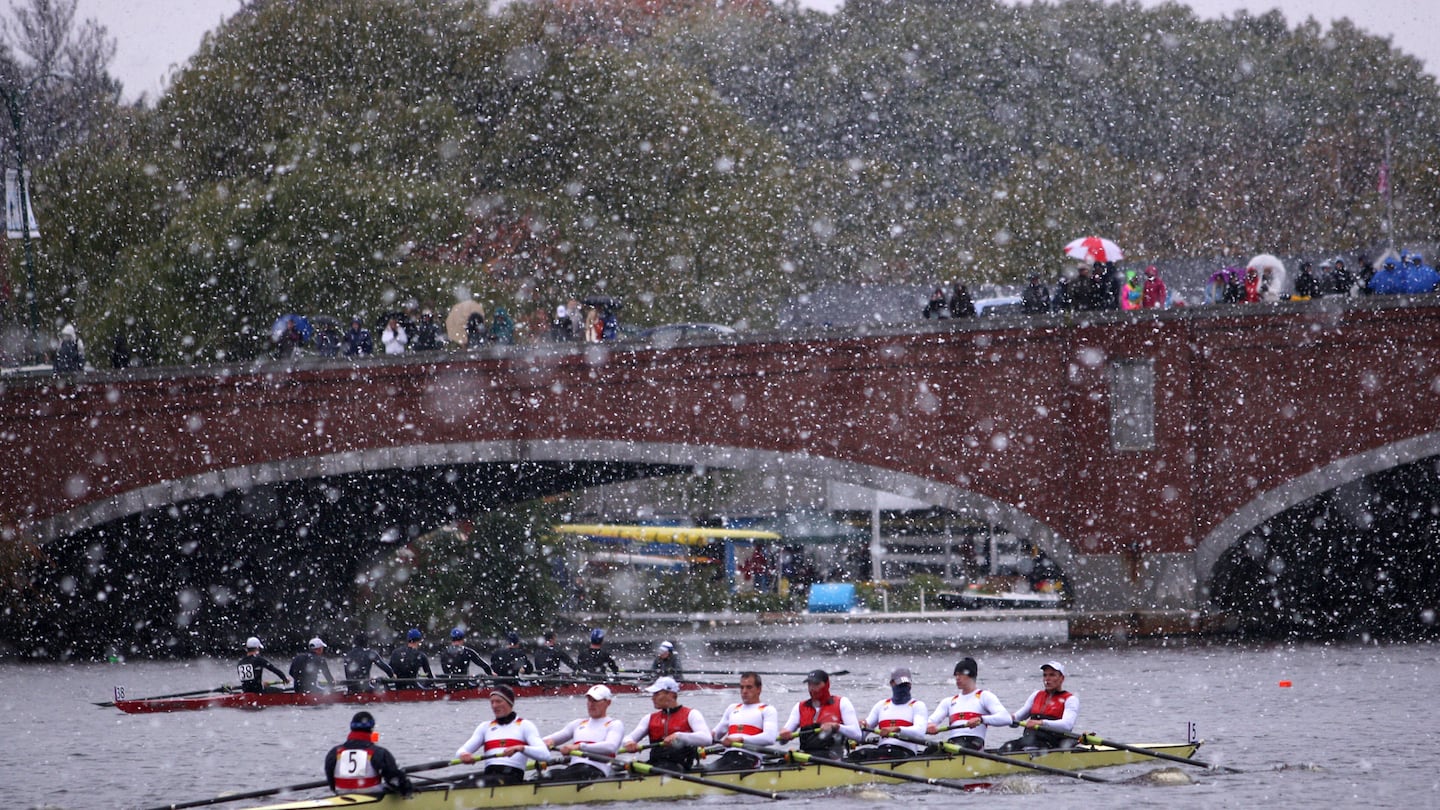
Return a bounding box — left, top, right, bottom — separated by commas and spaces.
891, 683, 911, 704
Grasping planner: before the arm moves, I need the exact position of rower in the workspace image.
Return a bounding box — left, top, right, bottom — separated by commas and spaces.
342, 634, 395, 694
324, 711, 414, 797
998, 660, 1079, 752
236, 636, 290, 694
540, 685, 625, 782
621, 676, 711, 772
650, 641, 683, 678
534, 629, 577, 675
576, 628, 620, 676
455, 685, 550, 785
778, 669, 862, 758
289, 637, 337, 694
490, 631, 534, 678
388, 628, 434, 689
926, 656, 1010, 751
852, 667, 927, 762
709, 671, 778, 771
439, 627, 493, 689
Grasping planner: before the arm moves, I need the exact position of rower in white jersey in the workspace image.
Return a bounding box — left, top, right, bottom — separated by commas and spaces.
926, 656, 1010, 751
454, 685, 551, 785
852, 666, 928, 762
540, 684, 626, 782
708, 671, 779, 771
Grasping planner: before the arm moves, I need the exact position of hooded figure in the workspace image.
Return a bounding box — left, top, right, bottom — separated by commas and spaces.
53, 324, 85, 373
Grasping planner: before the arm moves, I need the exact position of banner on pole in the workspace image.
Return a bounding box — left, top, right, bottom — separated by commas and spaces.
5, 169, 40, 239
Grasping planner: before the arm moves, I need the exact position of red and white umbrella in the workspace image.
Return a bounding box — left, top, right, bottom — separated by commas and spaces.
1063, 236, 1124, 263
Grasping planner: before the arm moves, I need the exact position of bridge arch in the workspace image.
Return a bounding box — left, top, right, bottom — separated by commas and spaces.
1193, 431, 1440, 590
38, 438, 1078, 592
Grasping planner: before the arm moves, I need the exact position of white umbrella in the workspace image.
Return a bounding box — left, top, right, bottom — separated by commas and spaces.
1063, 236, 1124, 264
1246, 254, 1287, 301
446, 300, 486, 345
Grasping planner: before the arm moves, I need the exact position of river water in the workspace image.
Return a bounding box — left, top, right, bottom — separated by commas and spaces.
5, 639, 1436, 810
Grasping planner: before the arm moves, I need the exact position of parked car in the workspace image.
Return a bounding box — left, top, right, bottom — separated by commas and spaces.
631, 323, 738, 347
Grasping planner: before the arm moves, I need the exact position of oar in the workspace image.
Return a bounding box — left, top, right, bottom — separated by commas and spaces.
138, 757, 464, 810
586, 751, 786, 800
936, 741, 1110, 783
95, 685, 235, 708
744, 744, 983, 792
1059, 730, 1219, 770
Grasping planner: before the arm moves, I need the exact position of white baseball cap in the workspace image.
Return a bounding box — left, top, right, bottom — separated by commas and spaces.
309, 637, 326, 649
1041, 660, 1066, 677
658, 641, 674, 652
645, 676, 681, 694
245, 637, 263, 650
585, 684, 613, 701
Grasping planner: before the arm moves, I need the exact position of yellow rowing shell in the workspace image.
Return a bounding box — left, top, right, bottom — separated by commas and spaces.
245, 742, 1201, 809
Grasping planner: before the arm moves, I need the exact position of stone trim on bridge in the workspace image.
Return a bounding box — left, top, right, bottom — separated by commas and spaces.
35, 437, 1089, 597
1192, 431, 1440, 588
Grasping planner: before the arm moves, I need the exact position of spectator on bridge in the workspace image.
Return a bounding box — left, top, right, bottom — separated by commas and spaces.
1367, 257, 1404, 294
1072, 264, 1102, 310
108, 331, 131, 369
1021, 274, 1050, 314
1293, 261, 1322, 300
1051, 271, 1076, 311
488, 307, 516, 345
381, 317, 409, 355
465, 311, 486, 348
1243, 266, 1262, 302
550, 304, 574, 341
583, 306, 601, 342
923, 287, 948, 319
948, 282, 976, 318
1327, 258, 1358, 297
600, 308, 620, 341
345, 317, 373, 356
567, 298, 585, 340
53, 324, 85, 373
412, 309, 443, 351
1141, 266, 1168, 309
1094, 262, 1122, 310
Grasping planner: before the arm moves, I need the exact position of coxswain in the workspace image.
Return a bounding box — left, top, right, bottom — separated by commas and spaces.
534, 629, 577, 675
621, 676, 711, 772
388, 628, 434, 689
236, 636, 290, 694
289, 637, 337, 694
998, 660, 1078, 752
851, 667, 927, 762
342, 634, 395, 694
926, 656, 1010, 751
778, 669, 862, 758
709, 671, 778, 771
540, 685, 625, 782
454, 685, 550, 786
324, 711, 414, 797
438, 627, 493, 689
651, 641, 683, 678
576, 628, 620, 676
490, 631, 534, 678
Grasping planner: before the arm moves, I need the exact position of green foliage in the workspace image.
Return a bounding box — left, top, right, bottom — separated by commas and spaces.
359, 500, 564, 637
18, 0, 1440, 353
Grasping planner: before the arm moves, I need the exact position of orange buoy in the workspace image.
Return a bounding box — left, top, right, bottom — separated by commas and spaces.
1278, 680, 1293, 688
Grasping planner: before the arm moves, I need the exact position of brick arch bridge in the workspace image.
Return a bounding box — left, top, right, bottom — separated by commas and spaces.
5, 298, 1438, 625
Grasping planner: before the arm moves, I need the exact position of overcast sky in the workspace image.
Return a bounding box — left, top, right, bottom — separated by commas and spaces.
67, 0, 1440, 103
